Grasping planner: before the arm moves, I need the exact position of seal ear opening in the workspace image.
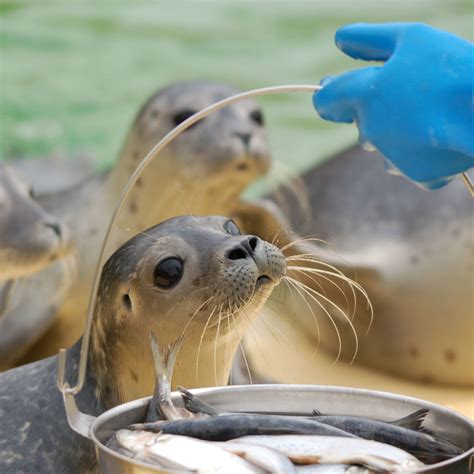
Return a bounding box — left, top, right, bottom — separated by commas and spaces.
122, 293, 132, 311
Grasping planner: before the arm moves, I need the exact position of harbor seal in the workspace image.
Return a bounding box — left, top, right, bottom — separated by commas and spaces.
244, 144, 473, 397
0, 215, 286, 472
5, 80, 284, 365
0, 163, 70, 280
0, 163, 72, 323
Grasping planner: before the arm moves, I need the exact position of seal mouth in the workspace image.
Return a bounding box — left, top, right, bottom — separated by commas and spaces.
236, 162, 249, 171
255, 274, 272, 289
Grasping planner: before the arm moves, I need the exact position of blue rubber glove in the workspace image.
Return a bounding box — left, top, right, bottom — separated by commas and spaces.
313, 23, 474, 189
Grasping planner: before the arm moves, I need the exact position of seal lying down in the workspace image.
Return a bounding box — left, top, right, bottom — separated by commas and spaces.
110, 334, 463, 472
0, 216, 286, 472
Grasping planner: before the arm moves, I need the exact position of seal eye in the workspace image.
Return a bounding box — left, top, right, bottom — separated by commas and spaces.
173, 109, 199, 130
153, 257, 183, 289
250, 110, 264, 126
224, 220, 241, 236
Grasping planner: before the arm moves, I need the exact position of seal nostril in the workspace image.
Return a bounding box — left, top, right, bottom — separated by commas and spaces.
248, 237, 258, 252
227, 247, 248, 261
235, 132, 251, 148
45, 222, 62, 238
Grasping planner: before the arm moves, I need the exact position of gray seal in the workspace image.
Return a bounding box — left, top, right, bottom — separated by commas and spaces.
0, 215, 285, 472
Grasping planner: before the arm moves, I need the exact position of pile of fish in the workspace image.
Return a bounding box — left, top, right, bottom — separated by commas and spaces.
107, 334, 463, 473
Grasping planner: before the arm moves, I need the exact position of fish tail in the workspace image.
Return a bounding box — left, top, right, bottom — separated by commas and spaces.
178, 387, 221, 416
409, 436, 464, 464
391, 408, 433, 434
150, 332, 184, 381
150, 332, 167, 379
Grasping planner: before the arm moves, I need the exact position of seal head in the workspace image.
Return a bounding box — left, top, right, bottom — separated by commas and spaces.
91, 215, 286, 407
0, 163, 71, 280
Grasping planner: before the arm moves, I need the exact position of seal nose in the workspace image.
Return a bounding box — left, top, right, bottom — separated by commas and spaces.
235, 132, 252, 149
44, 222, 62, 239
226, 236, 259, 261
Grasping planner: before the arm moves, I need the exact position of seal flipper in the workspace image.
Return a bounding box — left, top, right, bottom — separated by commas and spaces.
179, 387, 220, 416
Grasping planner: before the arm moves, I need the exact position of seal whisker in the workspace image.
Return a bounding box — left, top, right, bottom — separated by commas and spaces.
195, 305, 218, 386
250, 299, 293, 349
180, 295, 216, 341
287, 254, 352, 279
270, 226, 286, 247
282, 276, 321, 355
230, 311, 253, 384
287, 250, 357, 271
238, 300, 271, 370
213, 304, 224, 386
287, 265, 373, 331
281, 236, 328, 251
284, 276, 343, 364
287, 263, 353, 321
285, 275, 359, 364
287, 259, 328, 295
287, 253, 362, 320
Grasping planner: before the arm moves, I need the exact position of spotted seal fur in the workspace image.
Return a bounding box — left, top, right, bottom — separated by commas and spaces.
0, 215, 286, 472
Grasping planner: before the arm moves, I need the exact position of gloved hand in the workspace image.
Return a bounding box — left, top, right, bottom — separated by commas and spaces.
313, 23, 474, 190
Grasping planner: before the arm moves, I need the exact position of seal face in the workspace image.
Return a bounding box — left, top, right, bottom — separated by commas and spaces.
0, 163, 71, 280
127, 81, 270, 182
91, 215, 286, 407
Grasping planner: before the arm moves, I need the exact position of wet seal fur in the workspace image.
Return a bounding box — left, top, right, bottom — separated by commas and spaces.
0, 215, 285, 472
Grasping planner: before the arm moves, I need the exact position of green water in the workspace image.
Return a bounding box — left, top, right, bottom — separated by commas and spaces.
1, 1, 472, 181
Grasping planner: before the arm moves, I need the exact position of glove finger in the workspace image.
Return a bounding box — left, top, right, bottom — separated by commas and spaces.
335, 22, 411, 61
313, 67, 380, 124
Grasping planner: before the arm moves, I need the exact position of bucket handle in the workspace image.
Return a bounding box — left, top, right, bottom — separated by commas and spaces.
62, 384, 97, 438
56, 85, 320, 434
56, 83, 473, 435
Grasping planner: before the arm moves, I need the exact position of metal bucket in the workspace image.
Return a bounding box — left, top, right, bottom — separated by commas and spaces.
71, 384, 473, 473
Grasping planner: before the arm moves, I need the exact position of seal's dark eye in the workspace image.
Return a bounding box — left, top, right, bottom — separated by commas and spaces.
173, 109, 199, 130
29, 187, 35, 199
250, 110, 264, 126
153, 257, 183, 289
224, 220, 241, 236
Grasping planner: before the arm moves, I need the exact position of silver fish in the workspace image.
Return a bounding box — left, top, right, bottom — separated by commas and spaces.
296, 466, 370, 473
217, 440, 297, 473
233, 435, 424, 472
311, 411, 462, 463
148, 332, 185, 421
116, 430, 264, 473
133, 413, 356, 440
